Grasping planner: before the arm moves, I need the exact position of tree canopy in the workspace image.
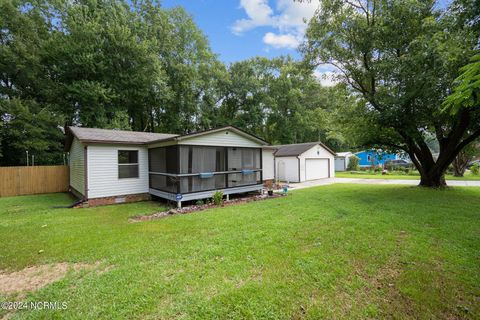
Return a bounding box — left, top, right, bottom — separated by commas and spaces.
1, 0, 478, 188
0, 0, 349, 165
303, 0, 480, 187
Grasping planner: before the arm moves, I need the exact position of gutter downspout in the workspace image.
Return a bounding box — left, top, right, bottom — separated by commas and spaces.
297, 156, 301, 183
84, 145, 88, 201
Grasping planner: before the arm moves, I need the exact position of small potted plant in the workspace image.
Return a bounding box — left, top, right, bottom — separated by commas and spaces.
267, 187, 274, 196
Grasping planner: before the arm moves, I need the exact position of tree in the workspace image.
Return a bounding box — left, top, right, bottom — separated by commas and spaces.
218, 56, 353, 148
0, 0, 226, 164
303, 0, 480, 187
444, 53, 480, 176
452, 142, 479, 176
0, 99, 64, 166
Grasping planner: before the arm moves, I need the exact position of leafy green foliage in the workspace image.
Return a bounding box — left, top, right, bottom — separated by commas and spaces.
0, 0, 354, 165
347, 155, 360, 171
0, 99, 64, 165
471, 163, 480, 175
212, 190, 224, 206
303, 0, 480, 187
443, 54, 480, 114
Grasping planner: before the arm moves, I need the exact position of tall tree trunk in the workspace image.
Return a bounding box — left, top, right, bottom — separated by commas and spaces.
419, 172, 447, 187
407, 143, 449, 188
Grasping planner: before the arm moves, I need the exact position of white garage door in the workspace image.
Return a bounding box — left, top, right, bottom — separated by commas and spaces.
305, 159, 330, 180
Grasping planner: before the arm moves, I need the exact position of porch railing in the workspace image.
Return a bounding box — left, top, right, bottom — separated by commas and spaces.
149, 169, 262, 194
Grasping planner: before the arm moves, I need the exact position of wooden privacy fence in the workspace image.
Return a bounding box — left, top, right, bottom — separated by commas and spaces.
0, 165, 69, 197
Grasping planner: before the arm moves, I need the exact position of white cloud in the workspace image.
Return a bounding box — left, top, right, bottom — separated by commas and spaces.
263, 32, 299, 49
314, 69, 340, 87
232, 0, 274, 34
232, 0, 320, 49
274, 0, 318, 31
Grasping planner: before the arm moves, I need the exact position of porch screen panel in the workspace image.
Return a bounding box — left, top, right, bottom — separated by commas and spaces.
149, 146, 179, 193
227, 148, 261, 187
228, 172, 261, 187
149, 175, 179, 193
178, 146, 226, 193
227, 148, 242, 171
149, 148, 166, 172
149, 146, 178, 173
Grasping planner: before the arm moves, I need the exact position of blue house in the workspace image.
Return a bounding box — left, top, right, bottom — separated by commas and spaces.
355, 150, 397, 167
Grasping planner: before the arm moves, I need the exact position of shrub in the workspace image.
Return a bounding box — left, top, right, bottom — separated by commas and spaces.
347, 155, 360, 171
373, 166, 382, 172
212, 191, 224, 206
195, 200, 204, 206
446, 164, 455, 174
471, 163, 480, 175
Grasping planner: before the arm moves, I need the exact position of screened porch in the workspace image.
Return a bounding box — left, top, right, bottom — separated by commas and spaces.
148, 145, 263, 200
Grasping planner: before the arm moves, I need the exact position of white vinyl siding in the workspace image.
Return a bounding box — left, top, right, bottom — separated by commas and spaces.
87, 145, 149, 198
178, 129, 263, 148
274, 144, 335, 182
69, 137, 84, 195
299, 145, 335, 181
262, 149, 275, 180
275, 157, 299, 182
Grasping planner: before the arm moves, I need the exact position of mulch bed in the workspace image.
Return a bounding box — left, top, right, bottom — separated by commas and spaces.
129, 193, 287, 223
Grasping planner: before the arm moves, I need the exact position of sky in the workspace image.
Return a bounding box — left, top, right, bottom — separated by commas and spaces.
161, 0, 319, 63
162, 0, 451, 86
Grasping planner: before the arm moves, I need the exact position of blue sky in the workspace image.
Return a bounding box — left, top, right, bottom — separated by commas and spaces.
162, 0, 318, 63
162, 0, 451, 85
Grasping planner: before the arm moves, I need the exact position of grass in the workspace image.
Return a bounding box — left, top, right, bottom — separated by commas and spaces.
0, 185, 479, 319
336, 171, 480, 180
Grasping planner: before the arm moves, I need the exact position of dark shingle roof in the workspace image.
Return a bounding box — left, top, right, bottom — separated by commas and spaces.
65, 125, 270, 150
67, 127, 177, 145
274, 142, 336, 157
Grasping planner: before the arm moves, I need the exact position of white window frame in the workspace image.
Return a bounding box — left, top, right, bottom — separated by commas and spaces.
118, 150, 139, 179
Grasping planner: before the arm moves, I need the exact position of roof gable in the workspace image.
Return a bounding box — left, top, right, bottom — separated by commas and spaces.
274, 142, 336, 157
175, 126, 269, 146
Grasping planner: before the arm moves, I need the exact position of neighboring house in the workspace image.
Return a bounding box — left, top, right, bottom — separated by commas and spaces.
334, 152, 353, 171
66, 126, 271, 207
273, 142, 336, 183
355, 150, 397, 167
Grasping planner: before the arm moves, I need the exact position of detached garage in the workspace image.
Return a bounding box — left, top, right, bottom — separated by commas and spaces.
334, 152, 353, 171
274, 142, 336, 183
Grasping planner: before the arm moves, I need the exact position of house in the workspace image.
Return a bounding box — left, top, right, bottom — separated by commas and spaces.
355, 150, 397, 167
273, 142, 336, 183
334, 152, 353, 171
65, 126, 272, 207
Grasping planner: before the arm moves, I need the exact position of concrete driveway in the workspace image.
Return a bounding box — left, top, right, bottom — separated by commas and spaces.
286, 177, 480, 190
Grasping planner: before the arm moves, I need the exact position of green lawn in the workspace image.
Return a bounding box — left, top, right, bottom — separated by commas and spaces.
336, 171, 480, 180
1, 185, 479, 319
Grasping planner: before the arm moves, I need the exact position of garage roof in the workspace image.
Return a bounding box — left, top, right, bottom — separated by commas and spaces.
336, 152, 352, 157
274, 142, 336, 157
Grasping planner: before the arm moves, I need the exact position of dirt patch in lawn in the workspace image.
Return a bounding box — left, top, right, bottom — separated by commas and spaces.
129, 193, 286, 222
340, 231, 415, 318
0, 261, 109, 295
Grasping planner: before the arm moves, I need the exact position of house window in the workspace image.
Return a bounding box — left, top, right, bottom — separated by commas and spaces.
118, 150, 139, 179
367, 155, 371, 162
